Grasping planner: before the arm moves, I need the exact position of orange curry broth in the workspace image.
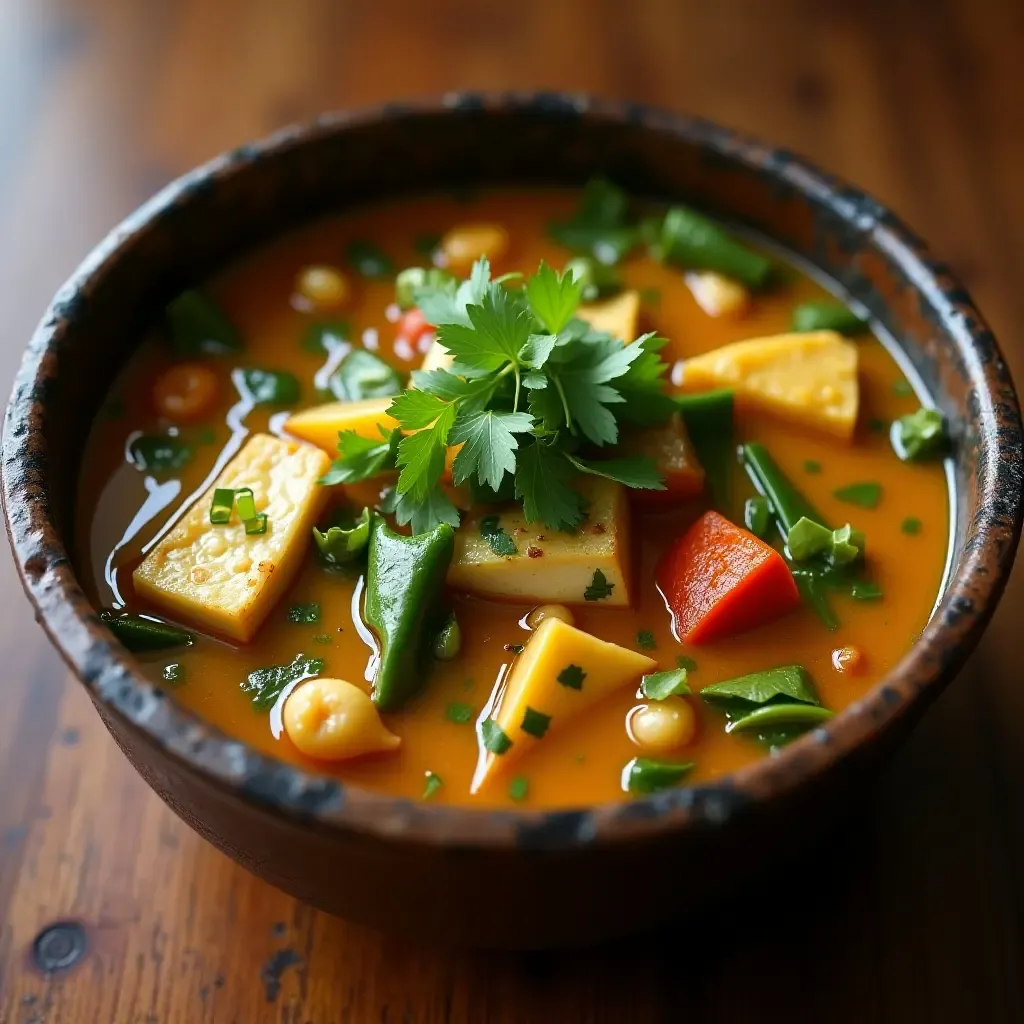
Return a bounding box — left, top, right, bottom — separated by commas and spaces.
75, 190, 950, 809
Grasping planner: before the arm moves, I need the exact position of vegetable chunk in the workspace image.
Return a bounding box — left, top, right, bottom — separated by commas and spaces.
473, 617, 656, 791
283, 397, 398, 455
681, 330, 858, 438
657, 510, 800, 644
133, 434, 330, 642
419, 338, 454, 373
578, 289, 641, 341
617, 413, 705, 505
448, 477, 632, 606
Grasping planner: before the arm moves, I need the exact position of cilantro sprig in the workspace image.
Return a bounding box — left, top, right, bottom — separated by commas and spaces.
321, 258, 674, 533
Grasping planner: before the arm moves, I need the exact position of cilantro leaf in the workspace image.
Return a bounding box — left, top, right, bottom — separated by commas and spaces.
395, 401, 457, 500
566, 454, 665, 490
392, 482, 461, 535
480, 515, 517, 556
413, 257, 491, 328
613, 333, 678, 427
388, 389, 454, 430
319, 428, 398, 485
466, 286, 532, 365
515, 443, 587, 531
548, 178, 638, 264
519, 333, 558, 370
449, 410, 534, 492
525, 260, 583, 334
584, 569, 615, 602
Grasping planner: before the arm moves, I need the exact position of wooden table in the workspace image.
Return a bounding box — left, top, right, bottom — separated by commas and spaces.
2, 1, 1022, 1020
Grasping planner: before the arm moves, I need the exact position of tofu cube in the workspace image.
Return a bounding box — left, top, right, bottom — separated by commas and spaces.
133, 434, 330, 642
283, 397, 398, 455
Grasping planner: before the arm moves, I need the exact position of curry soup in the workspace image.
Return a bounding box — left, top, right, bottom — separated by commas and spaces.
76, 186, 950, 809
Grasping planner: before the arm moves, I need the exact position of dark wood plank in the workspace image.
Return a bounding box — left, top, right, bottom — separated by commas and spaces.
1, 1, 1022, 1021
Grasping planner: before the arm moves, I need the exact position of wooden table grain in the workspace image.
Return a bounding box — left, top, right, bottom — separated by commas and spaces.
2, 1, 1023, 1021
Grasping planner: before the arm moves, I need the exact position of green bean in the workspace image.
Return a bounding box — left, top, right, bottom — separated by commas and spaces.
791, 301, 867, 336
659, 207, 771, 289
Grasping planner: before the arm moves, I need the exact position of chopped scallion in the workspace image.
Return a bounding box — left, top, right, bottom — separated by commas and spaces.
508, 776, 529, 802
210, 488, 234, 524
244, 513, 268, 536
235, 487, 257, 522
422, 771, 443, 799
833, 481, 883, 509
481, 719, 513, 755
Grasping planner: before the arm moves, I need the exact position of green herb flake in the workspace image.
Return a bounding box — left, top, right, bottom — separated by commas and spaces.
676, 655, 698, 672
166, 289, 241, 355
892, 379, 915, 397
346, 239, 394, 278
584, 569, 615, 602
244, 513, 268, 535
301, 320, 349, 354
520, 706, 552, 739
641, 668, 690, 700
636, 630, 657, 650
833, 481, 883, 509
480, 515, 517, 557
803, 459, 822, 474
235, 368, 301, 406
129, 435, 192, 474
445, 701, 474, 725
891, 407, 947, 461
504, 643, 525, 655
699, 665, 819, 706
868, 417, 888, 434
901, 516, 923, 536
422, 771, 443, 800
508, 776, 529, 802
162, 663, 186, 685
287, 603, 321, 625
241, 654, 325, 711
623, 757, 694, 795
557, 664, 586, 690
481, 718, 513, 755
851, 580, 884, 601
312, 634, 332, 645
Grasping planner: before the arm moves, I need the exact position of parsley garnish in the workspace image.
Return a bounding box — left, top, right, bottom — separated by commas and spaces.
640, 669, 691, 700
480, 515, 517, 556
481, 719, 513, 755
445, 701, 474, 725
241, 654, 325, 711
318, 257, 673, 533
636, 630, 656, 650
557, 664, 586, 690
508, 777, 529, 802
287, 603, 321, 625
520, 706, 552, 739
584, 569, 615, 602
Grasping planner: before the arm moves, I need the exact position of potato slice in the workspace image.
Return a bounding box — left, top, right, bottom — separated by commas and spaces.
133, 434, 330, 642
681, 330, 858, 438
283, 397, 397, 455
448, 476, 632, 606
473, 617, 656, 791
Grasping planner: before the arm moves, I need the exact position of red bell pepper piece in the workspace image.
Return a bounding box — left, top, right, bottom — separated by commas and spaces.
397, 307, 433, 348
657, 510, 799, 644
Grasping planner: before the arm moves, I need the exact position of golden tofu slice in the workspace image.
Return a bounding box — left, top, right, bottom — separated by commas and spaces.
473, 617, 656, 792
134, 434, 330, 642
419, 339, 454, 373
681, 330, 859, 439
579, 289, 641, 341
283, 397, 398, 455
448, 476, 632, 606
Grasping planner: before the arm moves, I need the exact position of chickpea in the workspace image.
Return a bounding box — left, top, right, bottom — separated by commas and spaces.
439, 223, 510, 275
283, 677, 400, 762
832, 646, 865, 675
629, 697, 697, 753
296, 265, 351, 310
525, 604, 575, 630
152, 362, 219, 421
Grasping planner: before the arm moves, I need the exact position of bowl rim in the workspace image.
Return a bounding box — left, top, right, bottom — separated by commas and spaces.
4, 91, 1022, 851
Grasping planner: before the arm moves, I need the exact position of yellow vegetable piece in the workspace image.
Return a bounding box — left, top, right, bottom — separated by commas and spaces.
284, 677, 400, 762
419, 339, 454, 374
283, 396, 398, 455
448, 476, 632, 606
296, 265, 351, 310
134, 434, 330, 642
473, 617, 656, 791
578, 289, 641, 341
440, 223, 510, 275
685, 270, 749, 318
629, 697, 697, 753
681, 330, 859, 438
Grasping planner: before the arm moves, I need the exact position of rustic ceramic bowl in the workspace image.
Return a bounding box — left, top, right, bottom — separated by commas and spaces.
4, 94, 1022, 948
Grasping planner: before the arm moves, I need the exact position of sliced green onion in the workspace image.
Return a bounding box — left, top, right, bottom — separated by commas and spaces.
444, 701, 473, 724
235, 487, 257, 522
787, 517, 834, 561
831, 524, 865, 565
741, 442, 823, 535
210, 488, 235, 524
791, 301, 867, 336
422, 771, 443, 799
676, 389, 734, 508
508, 777, 529, 802
481, 719, 513, 755
244, 513, 268, 536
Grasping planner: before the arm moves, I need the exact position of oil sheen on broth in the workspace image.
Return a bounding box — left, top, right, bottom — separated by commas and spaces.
75, 188, 951, 809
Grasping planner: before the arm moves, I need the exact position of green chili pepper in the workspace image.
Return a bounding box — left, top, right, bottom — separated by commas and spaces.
622, 757, 695, 794
364, 515, 456, 711
100, 611, 194, 652
791, 301, 868, 336
741, 442, 824, 536
677, 389, 734, 509
659, 207, 771, 289
728, 703, 834, 733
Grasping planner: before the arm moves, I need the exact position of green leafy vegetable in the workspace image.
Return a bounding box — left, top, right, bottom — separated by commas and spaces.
166, 289, 241, 355
480, 515, 517, 556
548, 178, 637, 264
584, 569, 615, 602
623, 757, 694, 794
830, 524, 865, 566
100, 611, 193, 652
433, 613, 462, 661
658, 207, 771, 288
241, 654, 325, 711
635, 630, 657, 650
640, 669, 690, 700
346, 239, 394, 278
445, 701, 474, 724
557, 664, 586, 690
791, 301, 867, 336
129, 435, 192, 474
850, 580, 883, 601
891, 407, 947, 461
319, 428, 399, 486
728, 703, 833, 733
287, 603, 321, 625
676, 655, 698, 672
525, 260, 584, 333
481, 718, 513, 755
700, 665, 818, 706
235, 368, 301, 406
508, 776, 529, 802
787, 517, 834, 561
313, 506, 372, 565
422, 771, 443, 799
520, 706, 552, 739
834, 481, 883, 509
329, 350, 403, 402
901, 516, 923, 536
